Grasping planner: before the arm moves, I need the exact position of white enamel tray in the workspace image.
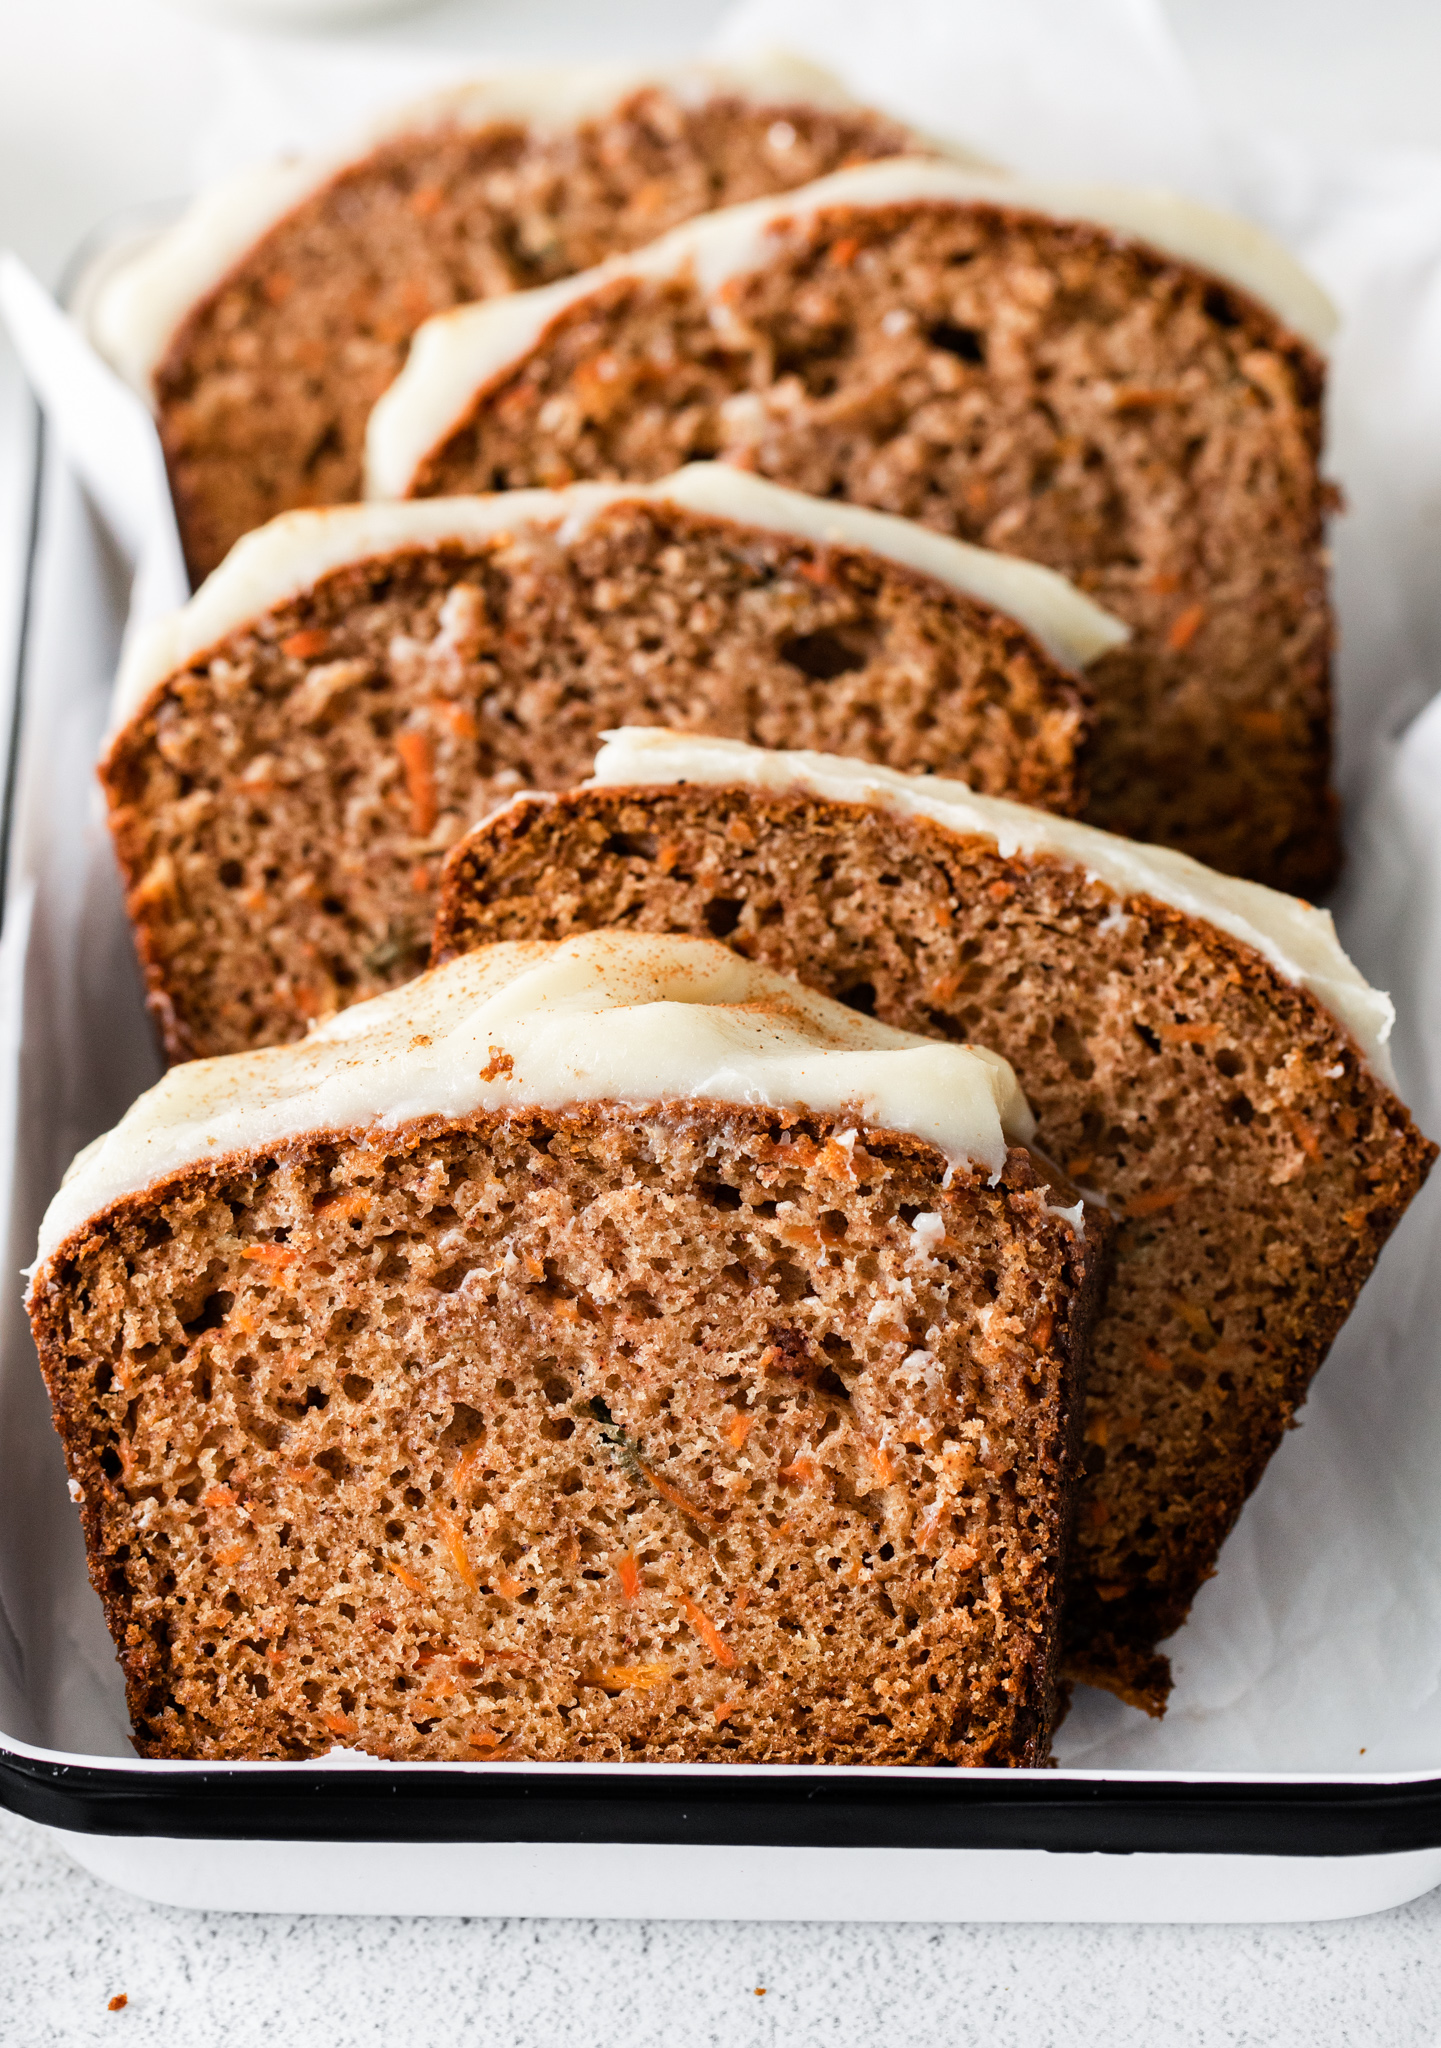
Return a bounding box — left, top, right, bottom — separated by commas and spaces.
3, 238, 1441, 1921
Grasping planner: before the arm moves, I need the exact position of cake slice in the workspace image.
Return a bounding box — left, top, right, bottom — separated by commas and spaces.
433, 732, 1436, 1710
101, 463, 1122, 1063
92, 57, 922, 582
368, 157, 1339, 891
29, 930, 1105, 1767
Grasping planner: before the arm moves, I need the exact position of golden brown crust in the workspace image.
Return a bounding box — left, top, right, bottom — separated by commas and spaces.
31, 1104, 1106, 1766
99, 501, 1087, 1062
412, 199, 1334, 890
433, 784, 1435, 1709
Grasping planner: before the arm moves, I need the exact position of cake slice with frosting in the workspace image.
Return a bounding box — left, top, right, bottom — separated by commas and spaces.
101, 463, 1123, 1062
29, 930, 1105, 1767
367, 157, 1339, 891
91, 56, 923, 582
433, 731, 1436, 1711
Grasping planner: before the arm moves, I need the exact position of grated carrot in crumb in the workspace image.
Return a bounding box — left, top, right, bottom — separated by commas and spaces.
467, 1725, 509, 1751
714, 1699, 743, 1725
1066, 1155, 1095, 1180
214, 1541, 249, 1568
681, 1595, 735, 1668
432, 699, 478, 741
584, 1662, 672, 1690
1147, 569, 1181, 596
1173, 1300, 1212, 1339
821, 1139, 857, 1183
778, 1455, 819, 1487
493, 1573, 523, 1599
1157, 1020, 1219, 1045
641, 1465, 727, 1530
436, 1511, 479, 1592
1343, 1205, 1370, 1232
1126, 1185, 1190, 1218
262, 272, 295, 307
1084, 1415, 1109, 1447
203, 1486, 238, 1509
656, 841, 682, 875
280, 626, 328, 660
385, 1560, 426, 1594
829, 235, 861, 266
1087, 1500, 1110, 1528
1140, 1343, 1173, 1376
313, 1188, 370, 1220
616, 1550, 641, 1602
395, 727, 438, 836
1283, 1106, 1322, 1160
795, 556, 833, 586
1237, 708, 1285, 740
241, 1243, 300, 1266
928, 971, 962, 1003
453, 1441, 485, 1490
409, 184, 444, 218
1032, 1309, 1054, 1351
410, 863, 431, 895
733, 1587, 753, 1618
726, 1411, 752, 1450
931, 900, 953, 928
866, 1442, 896, 1485
1166, 603, 1206, 653
321, 1713, 356, 1737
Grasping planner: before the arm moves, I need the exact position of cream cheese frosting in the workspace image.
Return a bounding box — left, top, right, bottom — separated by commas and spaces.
89, 54, 912, 398
32, 931, 1035, 1272
364, 156, 1338, 502
108, 463, 1126, 736
586, 730, 1397, 1084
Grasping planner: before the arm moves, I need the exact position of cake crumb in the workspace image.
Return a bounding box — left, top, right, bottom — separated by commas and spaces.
107, 1994, 128, 2012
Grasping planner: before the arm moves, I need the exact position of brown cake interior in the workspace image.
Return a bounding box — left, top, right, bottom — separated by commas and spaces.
101, 499, 1087, 1061
153, 90, 913, 581
434, 788, 1436, 1709
411, 202, 1334, 890
31, 1105, 1100, 1766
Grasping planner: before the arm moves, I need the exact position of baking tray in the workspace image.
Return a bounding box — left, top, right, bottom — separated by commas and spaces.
3, 254, 1441, 1925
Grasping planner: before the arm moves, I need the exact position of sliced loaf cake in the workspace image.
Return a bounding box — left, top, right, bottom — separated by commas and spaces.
29, 931, 1104, 1766
369, 158, 1339, 890
101, 463, 1121, 1062
93, 57, 920, 581
433, 732, 1435, 1710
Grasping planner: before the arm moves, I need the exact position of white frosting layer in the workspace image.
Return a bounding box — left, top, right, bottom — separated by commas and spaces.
587, 731, 1397, 1084
32, 932, 1034, 1271
89, 54, 890, 398
365, 156, 1337, 501
109, 463, 1126, 734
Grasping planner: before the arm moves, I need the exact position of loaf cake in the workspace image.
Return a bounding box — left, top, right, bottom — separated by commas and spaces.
102, 462, 1123, 1063
29, 930, 1106, 1766
92, 57, 923, 583
433, 732, 1436, 1710
369, 157, 1340, 890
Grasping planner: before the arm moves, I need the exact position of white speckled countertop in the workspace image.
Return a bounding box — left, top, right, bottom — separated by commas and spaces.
7, 0, 1441, 2034
4, 1808, 1441, 2047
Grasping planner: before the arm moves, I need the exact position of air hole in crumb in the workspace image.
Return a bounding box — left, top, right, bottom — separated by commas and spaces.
704, 898, 744, 939
779, 627, 870, 681
929, 321, 985, 363
839, 982, 877, 1017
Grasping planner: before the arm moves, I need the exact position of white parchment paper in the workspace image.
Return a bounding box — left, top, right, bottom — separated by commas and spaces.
2, 0, 1439, 1774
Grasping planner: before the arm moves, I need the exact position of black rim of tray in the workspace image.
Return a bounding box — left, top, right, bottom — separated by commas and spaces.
5, 242, 1441, 1859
